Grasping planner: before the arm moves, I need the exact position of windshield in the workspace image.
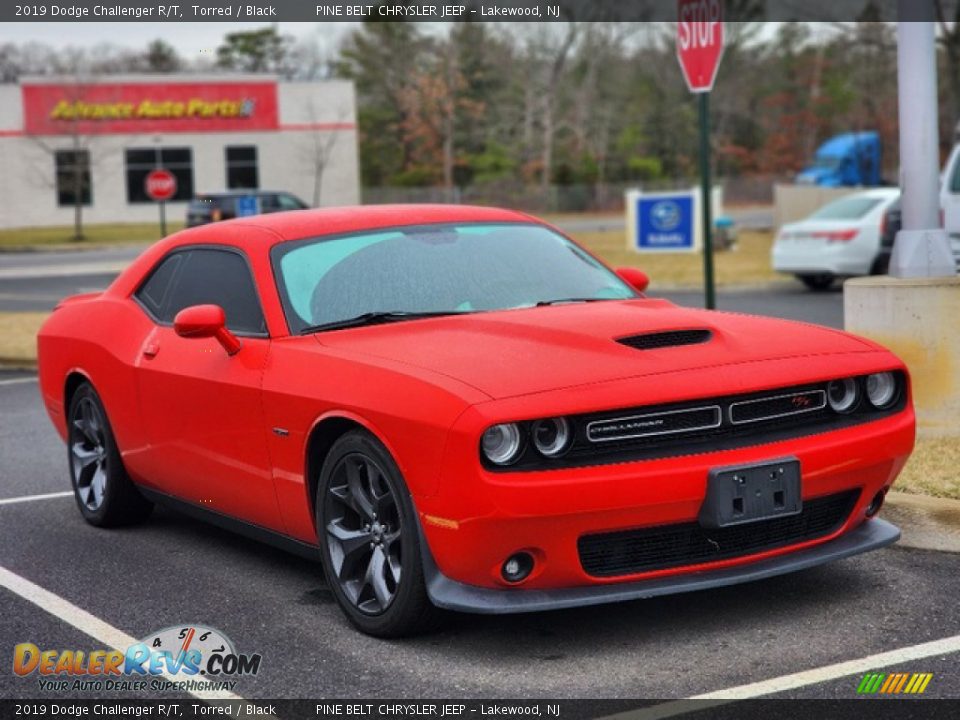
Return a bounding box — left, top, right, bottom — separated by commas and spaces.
271, 222, 636, 333
809, 196, 885, 220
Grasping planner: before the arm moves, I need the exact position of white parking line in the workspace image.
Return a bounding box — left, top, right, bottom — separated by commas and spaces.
691, 633, 960, 699
0, 491, 73, 506
0, 376, 37, 386
604, 633, 960, 719
0, 564, 245, 702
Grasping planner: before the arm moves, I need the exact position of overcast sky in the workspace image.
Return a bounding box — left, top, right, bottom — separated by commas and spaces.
0, 22, 352, 55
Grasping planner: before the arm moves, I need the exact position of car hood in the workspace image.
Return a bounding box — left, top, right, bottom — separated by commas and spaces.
314, 298, 875, 400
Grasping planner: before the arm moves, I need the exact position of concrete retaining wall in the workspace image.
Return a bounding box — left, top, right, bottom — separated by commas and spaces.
844, 276, 960, 437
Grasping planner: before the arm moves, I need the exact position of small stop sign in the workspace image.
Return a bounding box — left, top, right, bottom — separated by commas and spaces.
676, 0, 725, 93
145, 169, 177, 202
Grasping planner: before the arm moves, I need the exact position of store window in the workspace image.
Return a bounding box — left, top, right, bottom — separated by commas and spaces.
125, 147, 193, 203
55, 149, 92, 207
225, 145, 259, 190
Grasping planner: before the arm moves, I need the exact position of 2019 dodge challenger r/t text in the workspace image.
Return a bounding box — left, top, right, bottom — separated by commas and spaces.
37, 205, 915, 637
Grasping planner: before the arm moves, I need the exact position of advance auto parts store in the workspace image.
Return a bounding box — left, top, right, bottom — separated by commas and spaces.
0, 75, 359, 229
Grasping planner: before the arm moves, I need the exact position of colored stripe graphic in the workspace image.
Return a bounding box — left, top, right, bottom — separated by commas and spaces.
858, 672, 933, 694
893, 673, 910, 693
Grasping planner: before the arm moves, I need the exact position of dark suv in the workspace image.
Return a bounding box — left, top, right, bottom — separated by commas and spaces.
187, 190, 309, 227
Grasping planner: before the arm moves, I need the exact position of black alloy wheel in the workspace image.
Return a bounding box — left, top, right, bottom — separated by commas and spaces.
317, 430, 440, 637
324, 452, 403, 614
67, 383, 152, 527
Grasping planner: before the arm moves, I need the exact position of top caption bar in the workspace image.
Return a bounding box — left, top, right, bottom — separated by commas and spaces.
1, 0, 954, 22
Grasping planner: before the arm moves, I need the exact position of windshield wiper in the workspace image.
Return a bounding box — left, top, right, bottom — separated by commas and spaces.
300, 310, 463, 334
535, 297, 610, 307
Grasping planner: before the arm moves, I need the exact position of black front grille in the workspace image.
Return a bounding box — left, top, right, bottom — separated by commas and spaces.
578, 490, 860, 577
729, 389, 827, 424
586, 405, 721, 442
483, 373, 908, 472
618, 329, 712, 351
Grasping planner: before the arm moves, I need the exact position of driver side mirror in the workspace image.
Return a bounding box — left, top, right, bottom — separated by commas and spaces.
173, 304, 242, 356
616, 267, 650, 294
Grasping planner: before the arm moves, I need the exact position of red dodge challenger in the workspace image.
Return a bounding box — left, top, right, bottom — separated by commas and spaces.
37, 205, 915, 637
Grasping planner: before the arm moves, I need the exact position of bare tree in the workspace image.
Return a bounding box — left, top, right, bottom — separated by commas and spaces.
524, 24, 580, 196
302, 100, 351, 207
936, 1, 960, 129
24, 53, 124, 241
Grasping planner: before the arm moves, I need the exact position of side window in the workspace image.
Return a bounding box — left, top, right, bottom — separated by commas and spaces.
951, 154, 960, 193
260, 194, 280, 212
277, 193, 305, 210
135, 253, 183, 317
138, 249, 266, 335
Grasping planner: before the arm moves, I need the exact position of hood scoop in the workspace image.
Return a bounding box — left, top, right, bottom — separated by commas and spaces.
617, 329, 712, 351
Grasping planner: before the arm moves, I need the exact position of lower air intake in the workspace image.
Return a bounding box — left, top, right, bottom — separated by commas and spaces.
578, 490, 860, 577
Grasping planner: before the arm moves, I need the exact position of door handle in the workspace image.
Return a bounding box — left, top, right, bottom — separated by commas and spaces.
142, 341, 160, 358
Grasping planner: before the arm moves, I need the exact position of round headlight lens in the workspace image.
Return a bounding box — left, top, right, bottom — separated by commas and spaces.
827, 378, 859, 413
481, 423, 523, 465
866, 372, 898, 409
532, 417, 572, 457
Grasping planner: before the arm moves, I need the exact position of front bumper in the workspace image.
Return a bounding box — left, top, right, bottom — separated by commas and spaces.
422, 517, 900, 614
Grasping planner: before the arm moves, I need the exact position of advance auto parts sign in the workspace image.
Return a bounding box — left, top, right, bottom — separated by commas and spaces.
22, 81, 279, 135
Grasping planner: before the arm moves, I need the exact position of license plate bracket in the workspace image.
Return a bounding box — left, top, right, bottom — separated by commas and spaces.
699, 458, 802, 529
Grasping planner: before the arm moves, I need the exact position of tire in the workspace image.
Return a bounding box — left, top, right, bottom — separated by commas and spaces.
871, 254, 890, 276
798, 273, 835, 291
67, 382, 153, 527
316, 430, 441, 637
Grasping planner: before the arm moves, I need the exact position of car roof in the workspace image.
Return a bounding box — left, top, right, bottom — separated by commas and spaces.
836, 187, 900, 201
193, 190, 295, 198
178, 204, 538, 243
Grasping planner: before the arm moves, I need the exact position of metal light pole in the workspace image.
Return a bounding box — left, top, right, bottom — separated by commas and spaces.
891, 3, 956, 277
698, 94, 716, 309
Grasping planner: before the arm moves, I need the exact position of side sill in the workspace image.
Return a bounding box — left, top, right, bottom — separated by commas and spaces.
138, 487, 321, 562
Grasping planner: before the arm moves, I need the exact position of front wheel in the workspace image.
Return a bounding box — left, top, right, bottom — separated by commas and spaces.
316, 430, 440, 637
67, 382, 153, 527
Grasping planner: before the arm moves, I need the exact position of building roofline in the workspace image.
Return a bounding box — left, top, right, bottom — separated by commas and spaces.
18, 73, 281, 85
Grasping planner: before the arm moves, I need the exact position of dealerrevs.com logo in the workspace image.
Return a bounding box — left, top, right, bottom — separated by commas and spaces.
13, 625, 261, 693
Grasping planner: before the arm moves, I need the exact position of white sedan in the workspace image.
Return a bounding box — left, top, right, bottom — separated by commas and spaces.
772, 188, 900, 290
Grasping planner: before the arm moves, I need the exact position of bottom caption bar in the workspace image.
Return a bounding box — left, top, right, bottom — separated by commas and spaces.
4, 699, 959, 720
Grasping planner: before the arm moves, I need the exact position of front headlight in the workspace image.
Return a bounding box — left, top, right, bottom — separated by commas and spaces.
481, 423, 523, 465
866, 372, 898, 409
827, 377, 859, 413
532, 417, 572, 457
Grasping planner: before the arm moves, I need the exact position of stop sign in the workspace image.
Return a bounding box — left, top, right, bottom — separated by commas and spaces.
145, 169, 177, 202
676, 0, 725, 93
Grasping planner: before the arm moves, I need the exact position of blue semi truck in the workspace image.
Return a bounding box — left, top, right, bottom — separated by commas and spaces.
795, 131, 882, 187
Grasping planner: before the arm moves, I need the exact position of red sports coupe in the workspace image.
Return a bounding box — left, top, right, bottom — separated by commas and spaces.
38, 205, 914, 637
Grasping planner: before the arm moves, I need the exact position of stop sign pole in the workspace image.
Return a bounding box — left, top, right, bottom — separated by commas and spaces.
677, 0, 725, 310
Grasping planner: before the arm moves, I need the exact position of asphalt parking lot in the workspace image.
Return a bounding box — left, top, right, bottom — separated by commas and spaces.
1, 371, 958, 705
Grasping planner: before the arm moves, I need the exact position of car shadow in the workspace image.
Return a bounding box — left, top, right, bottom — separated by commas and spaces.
143, 503, 888, 655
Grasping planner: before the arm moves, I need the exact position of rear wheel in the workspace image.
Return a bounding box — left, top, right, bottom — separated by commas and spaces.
67, 383, 152, 527
798, 273, 835, 291
316, 430, 440, 637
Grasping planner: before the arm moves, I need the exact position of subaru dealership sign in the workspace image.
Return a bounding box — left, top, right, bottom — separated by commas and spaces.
626, 187, 721, 254
639, 194, 694, 250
